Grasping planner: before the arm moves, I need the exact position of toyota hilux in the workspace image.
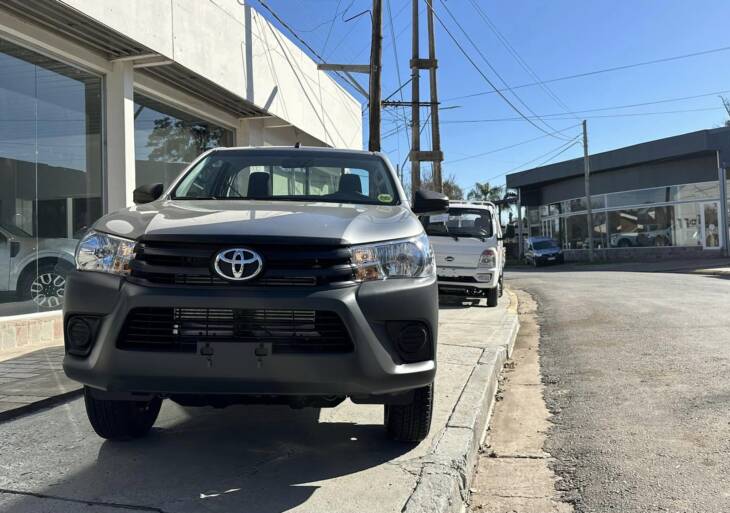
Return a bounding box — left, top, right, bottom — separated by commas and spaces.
63, 147, 448, 443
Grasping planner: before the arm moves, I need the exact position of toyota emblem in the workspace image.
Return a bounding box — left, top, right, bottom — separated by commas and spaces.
213, 248, 263, 281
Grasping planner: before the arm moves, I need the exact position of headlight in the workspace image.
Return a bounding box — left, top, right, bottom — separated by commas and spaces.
75, 230, 136, 276
352, 233, 435, 281
478, 249, 497, 268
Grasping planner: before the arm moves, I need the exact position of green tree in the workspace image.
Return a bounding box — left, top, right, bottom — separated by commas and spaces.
420, 172, 464, 199
467, 181, 504, 202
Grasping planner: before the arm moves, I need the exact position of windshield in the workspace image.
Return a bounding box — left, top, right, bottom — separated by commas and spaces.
172, 152, 399, 206
422, 207, 493, 238
533, 240, 559, 250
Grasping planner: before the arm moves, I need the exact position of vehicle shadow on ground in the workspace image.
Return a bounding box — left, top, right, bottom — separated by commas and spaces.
2, 403, 413, 513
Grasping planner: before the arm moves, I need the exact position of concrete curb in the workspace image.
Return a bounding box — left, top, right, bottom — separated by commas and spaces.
403, 292, 520, 513
0, 388, 83, 423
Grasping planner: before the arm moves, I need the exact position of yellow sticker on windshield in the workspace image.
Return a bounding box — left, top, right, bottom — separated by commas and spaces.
378, 193, 393, 203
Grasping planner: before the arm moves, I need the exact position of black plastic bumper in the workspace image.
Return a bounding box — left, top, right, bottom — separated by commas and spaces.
62, 271, 438, 397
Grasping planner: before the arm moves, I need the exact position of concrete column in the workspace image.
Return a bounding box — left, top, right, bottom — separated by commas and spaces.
236, 118, 265, 147
105, 61, 136, 211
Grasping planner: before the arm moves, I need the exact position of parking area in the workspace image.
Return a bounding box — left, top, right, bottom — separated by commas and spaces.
0, 294, 518, 513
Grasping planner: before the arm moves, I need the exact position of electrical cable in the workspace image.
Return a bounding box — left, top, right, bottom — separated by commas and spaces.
445, 123, 581, 164
466, 0, 579, 121
424, 0, 573, 140
436, 0, 572, 138
441, 105, 725, 124
444, 43, 730, 102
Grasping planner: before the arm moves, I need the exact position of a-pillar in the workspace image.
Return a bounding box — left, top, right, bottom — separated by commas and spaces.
105, 61, 136, 211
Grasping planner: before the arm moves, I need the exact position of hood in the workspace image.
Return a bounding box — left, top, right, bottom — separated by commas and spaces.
93, 200, 423, 245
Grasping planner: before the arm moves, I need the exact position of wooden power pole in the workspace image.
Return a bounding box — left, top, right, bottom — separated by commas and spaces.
426, 1, 442, 192
410, 0, 421, 198
583, 120, 595, 262
368, 0, 383, 152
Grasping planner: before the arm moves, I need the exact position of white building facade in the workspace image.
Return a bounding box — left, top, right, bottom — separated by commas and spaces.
0, 0, 362, 344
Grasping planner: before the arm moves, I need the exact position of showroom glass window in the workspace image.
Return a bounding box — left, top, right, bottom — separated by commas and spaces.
0, 39, 102, 316
134, 94, 234, 188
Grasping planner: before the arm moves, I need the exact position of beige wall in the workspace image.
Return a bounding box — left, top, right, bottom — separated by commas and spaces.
59, 0, 363, 149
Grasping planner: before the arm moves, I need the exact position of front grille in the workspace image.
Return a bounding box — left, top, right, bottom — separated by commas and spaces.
118, 307, 354, 354
129, 240, 354, 287
437, 275, 478, 283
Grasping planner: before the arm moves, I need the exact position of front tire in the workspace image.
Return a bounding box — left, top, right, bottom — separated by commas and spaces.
84, 387, 162, 440
486, 286, 499, 307
385, 384, 433, 442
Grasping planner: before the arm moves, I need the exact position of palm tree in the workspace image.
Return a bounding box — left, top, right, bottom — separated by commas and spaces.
467, 181, 504, 202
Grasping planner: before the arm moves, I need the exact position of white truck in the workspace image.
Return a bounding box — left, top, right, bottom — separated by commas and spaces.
420, 201, 505, 307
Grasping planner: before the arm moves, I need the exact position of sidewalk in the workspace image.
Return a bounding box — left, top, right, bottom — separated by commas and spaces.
0, 345, 81, 420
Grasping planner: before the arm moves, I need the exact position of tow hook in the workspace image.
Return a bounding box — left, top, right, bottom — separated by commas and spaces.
200, 343, 214, 368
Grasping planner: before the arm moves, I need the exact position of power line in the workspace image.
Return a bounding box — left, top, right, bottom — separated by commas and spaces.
446, 123, 581, 164
436, 0, 571, 140
466, 0, 578, 121
485, 135, 582, 183
256, 0, 366, 98
424, 0, 572, 141
444, 43, 730, 102
441, 105, 725, 124
320, 0, 343, 57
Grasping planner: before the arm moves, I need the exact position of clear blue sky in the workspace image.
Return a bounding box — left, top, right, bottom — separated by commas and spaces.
257, 0, 730, 195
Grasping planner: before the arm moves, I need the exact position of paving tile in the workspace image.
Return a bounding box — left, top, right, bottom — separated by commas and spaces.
1, 372, 39, 378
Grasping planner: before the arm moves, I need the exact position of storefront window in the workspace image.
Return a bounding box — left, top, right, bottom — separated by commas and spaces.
564, 215, 588, 249
670, 181, 720, 202
0, 39, 102, 316
607, 205, 702, 248
606, 187, 672, 208
134, 95, 234, 188
591, 212, 608, 248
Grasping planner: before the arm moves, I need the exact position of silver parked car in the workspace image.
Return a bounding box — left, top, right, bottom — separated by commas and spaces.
0, 223, 77, 309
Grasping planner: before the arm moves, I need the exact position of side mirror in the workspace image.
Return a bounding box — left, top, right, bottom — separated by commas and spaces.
412, 189, 449, 215
133, 183, 164, 205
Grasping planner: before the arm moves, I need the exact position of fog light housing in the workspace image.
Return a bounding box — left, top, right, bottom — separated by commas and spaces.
387, 321, 433, 363
475, 273, 492, 282
65, 316, 100, 357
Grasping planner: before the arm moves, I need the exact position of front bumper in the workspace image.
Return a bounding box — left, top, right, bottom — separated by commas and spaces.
535, 253, 564, 264
436, 266, 499, 294
62, 271, 438, 397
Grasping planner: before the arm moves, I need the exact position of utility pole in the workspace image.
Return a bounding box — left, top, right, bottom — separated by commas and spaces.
583, 120, 595, 262
368, 0, 383, 152
410, 0, 421, 198
426, 1, 442, 192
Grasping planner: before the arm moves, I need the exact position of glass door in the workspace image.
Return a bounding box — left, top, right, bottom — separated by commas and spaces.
700, 202, 721, 249
541, 219, 552, 238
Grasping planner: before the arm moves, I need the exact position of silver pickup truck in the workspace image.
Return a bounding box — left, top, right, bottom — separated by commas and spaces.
63, 147, 449, 443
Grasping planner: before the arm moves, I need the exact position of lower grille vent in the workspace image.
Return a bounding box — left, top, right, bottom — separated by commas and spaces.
118, 308, 353, 354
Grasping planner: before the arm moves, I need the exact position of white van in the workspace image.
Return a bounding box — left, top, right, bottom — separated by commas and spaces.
420, 201, 505, 307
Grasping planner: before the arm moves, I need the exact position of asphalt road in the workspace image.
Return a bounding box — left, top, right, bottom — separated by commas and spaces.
507, 265, 730, 513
